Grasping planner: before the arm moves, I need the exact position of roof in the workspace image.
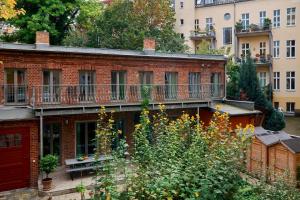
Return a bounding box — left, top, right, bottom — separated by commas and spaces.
254, 127, 292, 146
0, 42, 226, 61
281, 138, 300, 154
209, 103, 261, 116
0, 106, 35, 122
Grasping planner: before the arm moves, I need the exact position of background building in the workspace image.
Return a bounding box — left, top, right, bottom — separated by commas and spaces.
175, 0, 300, 115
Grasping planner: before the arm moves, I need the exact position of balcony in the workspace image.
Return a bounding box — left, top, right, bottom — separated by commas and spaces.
0, 84, 28, 105
235, 23, 272, 38
236, 55, 272, 67
195, 0, 252, 8
28, 84, 224, 109
190, 30, 216, 41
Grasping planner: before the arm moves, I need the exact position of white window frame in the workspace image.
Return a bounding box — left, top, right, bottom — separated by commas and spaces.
273, 72, 280, 91
273, 41, 280, 58
286, 40, 296, 58
180, 1, 184, 9
286, 71, 295, 91
241, 43, 250, 57
195, 19, 199, 30
258, 72, 267, 88
287, 7, 296, 26
286, 102, 295, 113
223, 27, 232, 45
206, 17, 213, 31
273, 9, 280, 28
259, 11, 266, 27
242, 13, 250, 30
260, 42, 266, 57
180, 19, 184, 26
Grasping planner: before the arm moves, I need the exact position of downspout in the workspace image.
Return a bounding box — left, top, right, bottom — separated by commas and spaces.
40, 109, 43, 158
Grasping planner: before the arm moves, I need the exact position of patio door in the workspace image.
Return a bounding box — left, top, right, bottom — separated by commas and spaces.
43, 70, 60, 103
76, 122, 96, 157
211, 73, 221, 97
43, 123, 61, 160
4, 69, 26, 104
79, 71, 95, 102
165, 72, 178, 99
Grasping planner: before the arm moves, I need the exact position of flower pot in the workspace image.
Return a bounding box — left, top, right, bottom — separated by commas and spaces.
42, 178, 52, 191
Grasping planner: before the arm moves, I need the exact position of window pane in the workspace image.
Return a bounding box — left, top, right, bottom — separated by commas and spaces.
76, 123, 86, 156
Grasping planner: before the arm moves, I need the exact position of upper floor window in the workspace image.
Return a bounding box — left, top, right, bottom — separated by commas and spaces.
258, 72, 267, 87
188, 72, 201, 98
139, 71, 153, 99
259, 42, 266, 57
180, 1, 184, 8
259, 11, 266, 27
273, 9, 280, 28
223, 27, 232, 45
241, 43, 250, 57
206, 17, 213, 31
224, 13, 231, 21
111, 71, 126, 100
165, 72, 178, 99
286, 71, 295, 90
79, 71, 95, 101
241, 13, 250, 30
4, 69, 26, 104
286, 40, 296, 58
287, 7, 296, 26
273, 41, 280, 58
180, 19, 184, 25
180, 33, 185, 39
195, 19, 199, 30
273, 72, 280, 90
43, 70, 60, 103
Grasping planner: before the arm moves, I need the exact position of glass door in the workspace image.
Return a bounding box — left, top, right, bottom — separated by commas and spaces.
43, 70, 60, 103
5, 69, 26, 103
211, 73, 221, 97
165, 72, 178, 99
43, 123, 61, 160
76, 122, 96, 157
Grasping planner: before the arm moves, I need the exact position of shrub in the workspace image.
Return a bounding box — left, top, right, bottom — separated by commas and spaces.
40, 155, 58, 178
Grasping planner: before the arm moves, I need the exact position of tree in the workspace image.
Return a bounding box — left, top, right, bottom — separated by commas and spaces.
64, 0, 187, 53
226, 57, 240, 99
2, 0, 84, 45
196, 40, 226, 55
0, 0, 24, 20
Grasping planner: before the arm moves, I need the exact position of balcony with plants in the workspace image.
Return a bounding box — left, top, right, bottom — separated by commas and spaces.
190, 26, 216, 41
235, 18, 272, 37
236, 53, 272, 66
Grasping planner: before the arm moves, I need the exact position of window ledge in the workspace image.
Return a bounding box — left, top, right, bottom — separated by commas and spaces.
273, 89, 280, 92
286, 57, 296, 59
286, 90, 296, 92
286, 25, 296, 28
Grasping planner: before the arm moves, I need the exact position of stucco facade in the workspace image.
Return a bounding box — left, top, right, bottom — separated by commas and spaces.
175, 0, 300, 114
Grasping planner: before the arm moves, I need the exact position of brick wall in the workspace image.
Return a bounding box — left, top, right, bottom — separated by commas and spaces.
0, 120, 39, 188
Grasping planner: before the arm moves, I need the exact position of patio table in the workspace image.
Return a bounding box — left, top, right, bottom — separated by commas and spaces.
65, 155, 112, 180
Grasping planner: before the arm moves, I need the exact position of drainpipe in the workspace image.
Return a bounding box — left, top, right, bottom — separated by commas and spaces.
40, 109, 43, 158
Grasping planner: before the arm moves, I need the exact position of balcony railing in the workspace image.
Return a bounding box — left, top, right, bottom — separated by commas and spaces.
235, 23, 271, 37
236, 55, 272, 66
195, 0, 252, 7
0, 84, 28, 105
190, 30, 216, 40
30, 84, 224, 108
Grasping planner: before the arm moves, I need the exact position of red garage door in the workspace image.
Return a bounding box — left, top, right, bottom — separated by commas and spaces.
0, 128, 30, 192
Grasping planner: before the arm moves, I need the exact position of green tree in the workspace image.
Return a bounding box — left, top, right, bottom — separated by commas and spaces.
2, 0, 83, 44
226, 57, 240, 99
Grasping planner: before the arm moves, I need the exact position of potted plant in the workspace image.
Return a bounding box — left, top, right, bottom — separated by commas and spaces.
40, 155, 58, 191
76, 181, 86, 200
235, 20, 243, 32
263, 18, 272, 30
250, 23, 259, 31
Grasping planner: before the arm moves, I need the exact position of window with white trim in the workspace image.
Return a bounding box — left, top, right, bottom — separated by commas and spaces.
286, 71, 295, 90
206, 17, 213, 31
286, 40, 296, 58
273, 72, 280, 90
241, 13, 250, 30
180, 19, 184, 25
260, 42, 266, 57
286, 102, 295, 113
241, 43, 250, 57
223, 27, 232, 45
273, 9, 280, 28
180, 1, 184, 8
258, 72, 267, 87
273, 41, 280, 58
287, 7, 296, 26
195, 19, 199, 30
259, 11, 266, 27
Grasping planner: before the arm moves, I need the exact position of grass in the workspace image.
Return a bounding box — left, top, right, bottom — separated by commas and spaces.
284, 116, 300, 136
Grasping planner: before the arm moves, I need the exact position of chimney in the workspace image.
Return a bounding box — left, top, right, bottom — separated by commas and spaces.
35, 31, 49, 48
143, 38, 156, 54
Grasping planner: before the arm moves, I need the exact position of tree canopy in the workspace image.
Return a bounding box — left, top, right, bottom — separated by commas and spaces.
0, 0, 24, 20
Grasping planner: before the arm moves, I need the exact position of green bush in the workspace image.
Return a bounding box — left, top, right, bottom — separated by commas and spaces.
40, 155, 58, 178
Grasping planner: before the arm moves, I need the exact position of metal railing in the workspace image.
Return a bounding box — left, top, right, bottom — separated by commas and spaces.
0, 84, 28, 105
30, 84, 224, 107
235, 23, 271, 34
195, 0, 252, 7
190, 30, 216, 38
236, 56, 272, 65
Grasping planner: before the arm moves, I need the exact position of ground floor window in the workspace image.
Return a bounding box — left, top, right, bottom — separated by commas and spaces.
258, 72, 267, 88
286, 102, 295, 113
43, 123, 61, 159
76, 122, 96, 157
274, 102, 279, 110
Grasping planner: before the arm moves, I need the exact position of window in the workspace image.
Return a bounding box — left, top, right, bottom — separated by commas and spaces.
273, 9, 280, 28
286, 102, 295, 113
76, 122, 96, 156
139, 71, 153, 99
287, 7, 296, 26
258, 72, 267, 87
286, 71, 295, 90
188, 72, 201, 98
79, 71, 95, 101
224, 13, 231, 21
211, 73, 221, 97
165, 72, 178, 99
206, 17, 213, 31
273, 72, 280, 90
0, 134, 22, 148
180, 1, 184, 8
259, 42, 266, 57
274, 102, 279, 109
43, 123, 61, 159
4, 69, 26, 104
205, 0, 214, 4
195, 19, 199, 30
180, 19, 184, 25
286, 40, 296, 58
241, 43, 250, 57
111, 71, 126, 100
259, 11, 266, 27
273, 41, 280, 58
180, 33, 184, 39
223, 27, 232, 45
242, 13, 250, 30
43, 70, 60, 103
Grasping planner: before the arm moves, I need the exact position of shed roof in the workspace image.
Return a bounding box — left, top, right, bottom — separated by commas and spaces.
0, 106, 34, 122
254, 127, 292, 146
209, 103, 261, 116
281, 138, 300, 154
0, 42, 226, 61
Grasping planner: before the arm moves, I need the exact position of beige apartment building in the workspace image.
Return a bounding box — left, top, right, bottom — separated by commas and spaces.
175, 0, 300, 115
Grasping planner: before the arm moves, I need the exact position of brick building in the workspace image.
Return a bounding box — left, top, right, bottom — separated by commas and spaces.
0, 32, 260, 191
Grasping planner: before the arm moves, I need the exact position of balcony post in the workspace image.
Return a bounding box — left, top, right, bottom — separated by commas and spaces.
32, 87, 35, 108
